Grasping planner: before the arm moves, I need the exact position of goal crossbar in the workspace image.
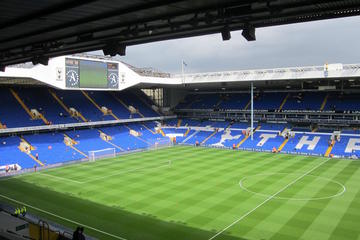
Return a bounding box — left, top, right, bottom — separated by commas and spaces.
88, 148, 116, 161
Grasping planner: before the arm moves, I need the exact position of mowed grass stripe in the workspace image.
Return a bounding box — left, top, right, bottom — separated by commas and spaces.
266, 160, 356, 240
24, 146, 192, 184
67, 147, 221, 204
42, 147, 200, 201
183, 155, 317, 231
1, 147, 359, 240
202, 155, 319, 235
302, 161, 360, 240
105, 148, 252, 213
241, 159, 347, 240
125, 149, 278, 214
327, 189, 360, 240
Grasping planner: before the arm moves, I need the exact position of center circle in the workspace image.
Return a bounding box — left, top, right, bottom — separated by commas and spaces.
239, 173, 346, 201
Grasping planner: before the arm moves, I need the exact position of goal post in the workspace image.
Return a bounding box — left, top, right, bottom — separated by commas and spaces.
148, 138, 173, 150
88, 148, 116, 161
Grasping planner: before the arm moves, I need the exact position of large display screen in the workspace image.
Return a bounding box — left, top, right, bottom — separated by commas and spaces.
65, 58, 119, 89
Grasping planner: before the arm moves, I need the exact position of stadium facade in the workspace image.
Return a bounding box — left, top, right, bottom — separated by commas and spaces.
0, 54, 360, 239
0, 54, 360, 174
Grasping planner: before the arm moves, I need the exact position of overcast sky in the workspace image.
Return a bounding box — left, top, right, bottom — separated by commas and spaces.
96, 16, 360, 74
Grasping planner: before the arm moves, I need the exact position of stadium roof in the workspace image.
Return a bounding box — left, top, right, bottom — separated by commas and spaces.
1, 0, 360, 68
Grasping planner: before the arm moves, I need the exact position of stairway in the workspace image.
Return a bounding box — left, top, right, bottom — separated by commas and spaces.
19, 138, 44, 166
324, 140, 335, 157
82, 91, 119, 120
225, 122, 233, 130
124, 125, 151, 144
111, 92, 145, 117
142, 124, 156, 134
312, 125, 318, 132
63, 134, 88, 158
320, 94, 329, 111
158, 128, 166, 137
244, 99, 251, 110
97, 129, 124, 151
277, 138, 289, 152
27, 153, 45, 166
215, 98, 223, 108
69, 145, 88, 158
111, 93, 131, 111
236, 126, 260, 148
10, 88, 50, 124
279, 93, 290, 110
236, 135, 249, 148
133, 90, 161, 115
49, 89, 87, 122
201, 130, 217, 145
183, 130, 199, 143
177, 119, 182, 127
184, 128, 190, 137
10, 89, 32, 118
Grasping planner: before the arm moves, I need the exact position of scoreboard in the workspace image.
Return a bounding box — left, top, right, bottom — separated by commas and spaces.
65, 58, 119, 89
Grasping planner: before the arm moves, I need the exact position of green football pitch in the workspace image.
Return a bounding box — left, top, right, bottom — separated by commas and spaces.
1, 145, 360, 240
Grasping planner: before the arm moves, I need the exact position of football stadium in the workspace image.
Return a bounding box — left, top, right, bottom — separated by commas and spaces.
1, 1, 360, 240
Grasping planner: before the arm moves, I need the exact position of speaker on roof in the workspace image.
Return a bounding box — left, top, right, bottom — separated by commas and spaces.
221, 26, 231, 41
242, 23, 256, 41
32, 56, 49, 66
103, 42, 126, 56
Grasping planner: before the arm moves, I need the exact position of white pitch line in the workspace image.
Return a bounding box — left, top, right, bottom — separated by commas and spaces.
208, 158, 331, 240
0, 193, 128, 240
38, 172, 83, 184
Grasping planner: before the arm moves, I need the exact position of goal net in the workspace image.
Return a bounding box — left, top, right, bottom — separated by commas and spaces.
88, 148, 116, 161
148, 138, 173, 150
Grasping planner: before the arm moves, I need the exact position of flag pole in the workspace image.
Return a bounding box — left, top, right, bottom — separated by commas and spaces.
181, 59, 184, 85
251, 81, 254, 140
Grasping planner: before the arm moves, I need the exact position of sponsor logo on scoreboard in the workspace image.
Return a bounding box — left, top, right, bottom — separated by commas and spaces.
56, 67, 63, 81
119, 73, 125, 84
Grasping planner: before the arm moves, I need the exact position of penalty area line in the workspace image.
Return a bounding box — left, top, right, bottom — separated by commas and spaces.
0, 193, 128, 240
208, 158, 331, 240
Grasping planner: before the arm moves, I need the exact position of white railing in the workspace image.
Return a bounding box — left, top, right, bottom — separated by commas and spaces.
173, 63, 360, 83
0, 115, 176, 134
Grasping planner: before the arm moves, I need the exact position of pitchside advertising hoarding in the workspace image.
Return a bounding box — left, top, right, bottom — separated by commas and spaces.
65, 58, 120, 89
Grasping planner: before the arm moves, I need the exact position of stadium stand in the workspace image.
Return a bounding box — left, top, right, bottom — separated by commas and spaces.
82, 91, 131, 119
115, 91, 159, 117
324, 92, 360, 111
218, 93, 249, 109
2, 82, 360, 172
164, 89, 360, 158
0, 88, 44, 128
0, 87, 160, 128
22, 133, 83, 165
17, 87, 76, 124
0, 136, 36, 169
253, 92, 285, 110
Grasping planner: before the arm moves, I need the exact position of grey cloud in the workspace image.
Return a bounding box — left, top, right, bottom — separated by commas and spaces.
95, 16, 360, 74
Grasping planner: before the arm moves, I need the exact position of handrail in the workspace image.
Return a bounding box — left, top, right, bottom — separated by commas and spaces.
38, 220, 50, 240
0, 115, 177, 135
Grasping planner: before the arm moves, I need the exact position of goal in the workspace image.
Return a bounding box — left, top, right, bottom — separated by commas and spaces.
148, 138, 173, 150
88, 148, 116, 162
